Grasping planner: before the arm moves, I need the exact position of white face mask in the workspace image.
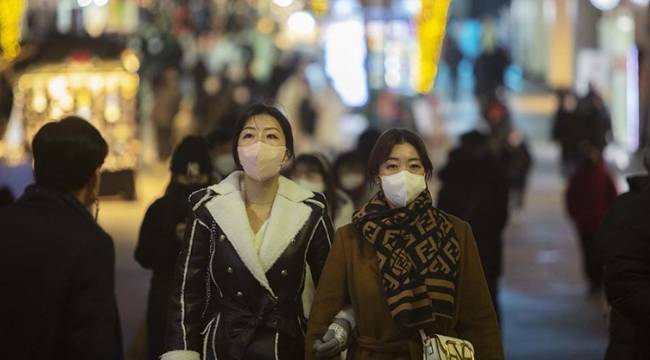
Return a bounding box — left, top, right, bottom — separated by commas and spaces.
213, 154, 236, 175
237, 142, 286, 182
340, 173, 365, 191
295, 178, 325, 193
380, 171, 427, 208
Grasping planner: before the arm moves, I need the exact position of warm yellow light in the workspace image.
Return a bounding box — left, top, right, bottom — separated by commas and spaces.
120, 75, 139, 99
413, 0, 451, 94
89, 74, 105, 94
312, 0, 328, 16
257, 18, 275, 35
32, 92, 48, 113
47, 76, 68, 98
121, 50, 140, 73
0, 0, 25, 61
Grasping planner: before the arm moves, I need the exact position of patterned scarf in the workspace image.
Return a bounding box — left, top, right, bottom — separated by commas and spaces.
352, 190, 461, 329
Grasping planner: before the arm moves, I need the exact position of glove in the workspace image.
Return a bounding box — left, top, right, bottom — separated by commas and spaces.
314, 318, 351, 359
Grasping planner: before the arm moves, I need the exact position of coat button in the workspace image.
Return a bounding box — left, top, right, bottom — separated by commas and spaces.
227, 267, 233, 274
219, 234, 225, 242
281, 270, 288, 277
236, 291, 244, 297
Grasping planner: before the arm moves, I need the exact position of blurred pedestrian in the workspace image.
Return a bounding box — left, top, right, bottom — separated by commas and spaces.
0, 116, 123, 359
566, 144, 618, 293
135, 136, 212, 360
576, 84, 612, 153
473, 32, 510, 104
333, 151, 372, 208
162, 104, 334, 360
600, 148, 650, 360
482, 97, 532, 213
286, 153, 355, 230
551, 89, 581, 177
206, 128, 235, 183
437, 130, 510, 318
443, 35, 463, 101
356, 128, 382, 161
152, 66, 183, 161
306, 129, 504, 360
0, 186, 14, 206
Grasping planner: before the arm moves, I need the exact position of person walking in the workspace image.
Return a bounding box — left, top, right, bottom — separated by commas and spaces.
306, 129, 503, 360
601, 148, 650, 360
286, 153, 355, 230
162, 104, 335, 360
135, 136, 213, 360
566, 144, 618, 293
551, 89, 581, 177
0, 116, 123, 359
437, 130, 510, 319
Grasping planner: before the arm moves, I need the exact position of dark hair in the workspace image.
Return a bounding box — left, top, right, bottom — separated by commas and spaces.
286, 153, 338, 220
356, 128, 381, 159
170, 136, 213, 176
232, 103, 295, 168
367, 128, 434, 182
332, 151, 365, 183
32, 116, 108, 193
206, 128, 233, 149
642, 147, 650, 173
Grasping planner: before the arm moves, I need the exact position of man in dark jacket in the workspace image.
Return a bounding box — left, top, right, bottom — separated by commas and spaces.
437, 130, 510, 318
0, 116, 123, 359
135, 136, 212, 360
601, 148, 650, 360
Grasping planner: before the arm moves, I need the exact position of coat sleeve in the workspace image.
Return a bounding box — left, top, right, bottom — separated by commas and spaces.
455, 223, 505, 360
306, 194, 335, 285
69, 233, 123, 360
305, 228, 350, 360
604, 209, 650, 328
163, 210, 211, 358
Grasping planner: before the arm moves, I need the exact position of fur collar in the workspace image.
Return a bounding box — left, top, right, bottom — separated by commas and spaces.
204, 171, 314, 295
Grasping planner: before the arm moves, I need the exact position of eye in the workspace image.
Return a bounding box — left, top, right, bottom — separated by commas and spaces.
385, 163, 398, 170
242, 133, 254, 139
267, 133, 279, 140
410, 163, 422, 169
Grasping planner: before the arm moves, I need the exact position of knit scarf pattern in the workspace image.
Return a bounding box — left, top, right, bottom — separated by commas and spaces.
352, 190, 461, 329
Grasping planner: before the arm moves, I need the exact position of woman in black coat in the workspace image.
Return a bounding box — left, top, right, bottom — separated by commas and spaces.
437, 130, 510, 318
162, 104, 335, 360
135, 136, 213, 360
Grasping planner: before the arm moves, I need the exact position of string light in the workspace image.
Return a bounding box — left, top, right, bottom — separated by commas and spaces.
0, 0, 25, 61
413, 0, 451, 94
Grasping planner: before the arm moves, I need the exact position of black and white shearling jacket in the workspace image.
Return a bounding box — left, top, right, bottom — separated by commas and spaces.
162, 172, 334, 360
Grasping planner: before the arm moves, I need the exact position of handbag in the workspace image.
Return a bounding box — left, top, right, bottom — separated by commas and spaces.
420, 330, 475, 360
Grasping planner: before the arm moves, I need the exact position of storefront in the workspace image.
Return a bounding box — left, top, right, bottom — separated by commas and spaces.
1, 37, 140, 199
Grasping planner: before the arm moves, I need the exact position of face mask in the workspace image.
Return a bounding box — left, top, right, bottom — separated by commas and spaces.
380, 171, 427, 208
340, 173, 365, 191
213, 154, 236, 175
238, 142, 286, 182
296, 178, 325, 193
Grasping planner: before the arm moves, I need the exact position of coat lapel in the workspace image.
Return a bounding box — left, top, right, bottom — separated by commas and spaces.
259, 177, 313, 272
204, 172, 274, 295
203, 172, 315, 295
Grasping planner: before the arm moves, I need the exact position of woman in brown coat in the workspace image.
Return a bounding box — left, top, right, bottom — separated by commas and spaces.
306, 129, 504, 360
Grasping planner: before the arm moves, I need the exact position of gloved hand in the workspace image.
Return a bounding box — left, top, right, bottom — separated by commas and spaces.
314, 318, 351, 359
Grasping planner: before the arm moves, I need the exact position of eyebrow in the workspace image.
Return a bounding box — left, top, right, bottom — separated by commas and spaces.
243, 126, 280, 131
386, 157, 421, 162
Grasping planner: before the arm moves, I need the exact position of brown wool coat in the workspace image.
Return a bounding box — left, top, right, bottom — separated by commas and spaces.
305, 215, 504, 360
